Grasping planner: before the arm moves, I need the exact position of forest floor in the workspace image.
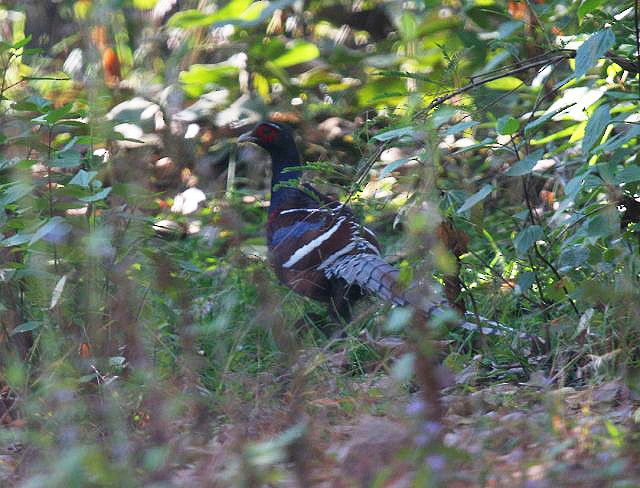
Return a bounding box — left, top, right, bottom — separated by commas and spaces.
170, 359, 640, 487
1, 349, 639, 487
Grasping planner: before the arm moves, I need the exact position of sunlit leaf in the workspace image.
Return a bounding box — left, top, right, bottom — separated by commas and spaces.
272, 41, 320, 68
133, 0, 158, 8
167, 9, 214, 28
484, 76, 523, 90
168, 0, 257, 28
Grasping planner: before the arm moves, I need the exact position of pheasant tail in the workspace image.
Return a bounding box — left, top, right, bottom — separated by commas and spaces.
325, 253, 408, 306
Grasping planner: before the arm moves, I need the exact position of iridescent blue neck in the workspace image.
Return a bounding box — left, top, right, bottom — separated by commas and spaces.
269, 146, 303, 211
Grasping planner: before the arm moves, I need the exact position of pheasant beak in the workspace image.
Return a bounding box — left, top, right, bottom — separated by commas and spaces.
237, 130, 258, 144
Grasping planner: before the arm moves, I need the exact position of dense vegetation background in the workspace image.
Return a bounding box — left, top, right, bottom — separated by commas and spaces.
1, 0, 640, 486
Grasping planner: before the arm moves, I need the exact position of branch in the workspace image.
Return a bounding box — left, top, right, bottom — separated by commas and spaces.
415, 50, 576, 118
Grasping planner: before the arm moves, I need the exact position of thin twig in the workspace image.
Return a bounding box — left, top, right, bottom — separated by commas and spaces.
416, 50, 576, 119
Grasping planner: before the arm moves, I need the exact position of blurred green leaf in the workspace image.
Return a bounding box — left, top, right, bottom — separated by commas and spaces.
391, 353, 415, 382
497, 116, 520, 135
168, 0, 255, 28
272, 41, 320, 68
380, 157, 414, 177
505, 150, 545, 176
457, 184, 493, 213
373, 126, 415, 142
80, 187, 112, 202
578, 0, 606, 19
0, 181, 33, 206
30, 217, 66, 245
485, 76, 523, 90
10, 321, 43, 335
444, 120, 478, 136
133, 0, 158, 8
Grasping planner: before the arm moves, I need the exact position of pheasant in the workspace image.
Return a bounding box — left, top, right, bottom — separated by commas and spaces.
238, 121, 538, 342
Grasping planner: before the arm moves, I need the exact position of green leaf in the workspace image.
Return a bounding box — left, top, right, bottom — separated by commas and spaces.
457, 184, 494, 213
558, 246, 590, 272
0, 182, 33, 206
496, 116, 520, 135
11, 35, 32, 50
582, 104, 610, 154
514, 225, 544, 255
79, 187, 112, 202
578, 0, 606, 19
515, 271, 535, 294
575, 29, 615, 80
505, 149, 545, 177
586, 208, 618, 238
272, 41, 320, 68
372, 126, 414, 142
51, 150, 82, 168
616, 165, 640, 185
69, 169, 97, 188
237, 1, 269, 22
33, 103, 74, 124
10, 321, 43, 336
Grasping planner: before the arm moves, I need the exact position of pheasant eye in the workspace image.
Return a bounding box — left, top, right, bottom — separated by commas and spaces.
256, 124, 278, 143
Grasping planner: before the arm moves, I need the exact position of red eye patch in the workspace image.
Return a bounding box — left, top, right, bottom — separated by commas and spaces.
255, 124, 278, 143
